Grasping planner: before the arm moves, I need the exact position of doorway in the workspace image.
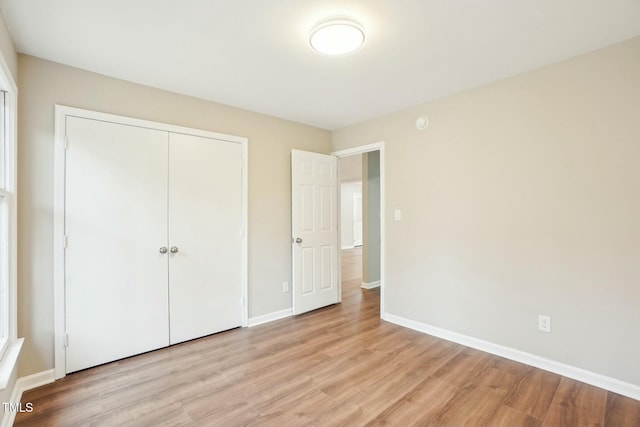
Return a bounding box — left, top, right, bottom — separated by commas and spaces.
335, 143, 384, 315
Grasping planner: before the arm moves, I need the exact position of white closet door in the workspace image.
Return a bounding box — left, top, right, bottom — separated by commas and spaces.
168, 133, 243, 344
65, 117, 170, 373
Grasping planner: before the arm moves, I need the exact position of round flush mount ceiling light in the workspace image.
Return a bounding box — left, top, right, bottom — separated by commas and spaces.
309, 18, 366, 56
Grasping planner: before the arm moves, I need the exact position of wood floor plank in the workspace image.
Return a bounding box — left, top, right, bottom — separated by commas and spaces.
365, 376, 462, 427
256, 387, 339, 423
245, 410, 311, 427
180, 381, 255, 422
356, 370, 431, 422
396, 338, 464, 380
427, 383, 509, 426
14, 248, 639, 427
482, 404, 541, 427
604, 392, 640, 427
542, 377, 608, 427
315, 352, 392, 401
502, 366, 561, 420
430, 346, 494, 387
186, 401, 258, 427
86, 397, 193, 427
247, 375, 319, 415
308, 400, 364, 427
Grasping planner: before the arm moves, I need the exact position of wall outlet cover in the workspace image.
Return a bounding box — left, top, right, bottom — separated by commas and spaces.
538, 315, 551, 333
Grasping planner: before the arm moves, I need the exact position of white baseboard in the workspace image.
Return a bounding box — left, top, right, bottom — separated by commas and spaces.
341, 245, 355, 250
248, 308, 293, 327
17, 370, 55, 393
1, 369, 55, 427
361, 280, 380, 290
383, 313, 640, 401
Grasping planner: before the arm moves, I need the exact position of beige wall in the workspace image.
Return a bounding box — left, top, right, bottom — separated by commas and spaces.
17, 54, 331, 376
339, 154, 363, 248
339, 153, 362, 182
340, 181, 362, 248
338, 154, 362, 248
333, 36, 640, 385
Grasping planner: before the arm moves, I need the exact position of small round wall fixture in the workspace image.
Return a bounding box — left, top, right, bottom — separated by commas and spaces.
416, 115, 429, 130
309, 18, 366, 56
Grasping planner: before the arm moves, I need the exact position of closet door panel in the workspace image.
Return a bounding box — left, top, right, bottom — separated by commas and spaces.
65, 117, 170, 373
168, 133, 243, 344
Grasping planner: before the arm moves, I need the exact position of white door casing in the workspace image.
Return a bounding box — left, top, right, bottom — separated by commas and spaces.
168, 133, 243, 344
291, 150, 339, 315
65, 117, 170, 373
331, 142, 385, 318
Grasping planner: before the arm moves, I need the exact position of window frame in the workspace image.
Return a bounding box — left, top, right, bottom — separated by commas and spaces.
0, 191, 8, 359
0, 49, 20, 389
0, 89, 7, 358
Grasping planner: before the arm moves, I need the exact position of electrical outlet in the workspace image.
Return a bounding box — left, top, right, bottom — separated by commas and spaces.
282, 281, 289, 293
538, 315, 551, 333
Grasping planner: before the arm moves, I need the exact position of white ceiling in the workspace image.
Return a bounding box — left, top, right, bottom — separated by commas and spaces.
1, 1, 639, 130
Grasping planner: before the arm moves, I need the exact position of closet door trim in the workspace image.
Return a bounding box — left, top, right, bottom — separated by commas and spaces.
53, 105, 249, 380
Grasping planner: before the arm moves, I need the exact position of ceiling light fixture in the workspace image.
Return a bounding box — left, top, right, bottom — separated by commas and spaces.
309, 18, 366, 56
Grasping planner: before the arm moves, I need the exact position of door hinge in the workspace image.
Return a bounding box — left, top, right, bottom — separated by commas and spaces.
64, 334, 69, 348
63, 235, 68, 248
64, 137, 70, 150
240, 297, 245, 307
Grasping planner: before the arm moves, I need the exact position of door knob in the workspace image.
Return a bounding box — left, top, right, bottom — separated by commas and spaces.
295, 238, 302, 244
159, 246, 168, 254
170, 246, 179, 254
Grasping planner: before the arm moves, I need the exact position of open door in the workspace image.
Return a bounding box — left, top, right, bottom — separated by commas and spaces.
291, 150, 339, 315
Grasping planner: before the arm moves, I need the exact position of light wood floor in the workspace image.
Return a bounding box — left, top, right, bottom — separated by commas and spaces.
16, 248, 640, 426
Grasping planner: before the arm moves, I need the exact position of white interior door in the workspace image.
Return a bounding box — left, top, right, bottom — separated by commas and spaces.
65, 117, 170, 373
353, 193, 363, 246
168, 133, 243, 344
291, 150, 339, 315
